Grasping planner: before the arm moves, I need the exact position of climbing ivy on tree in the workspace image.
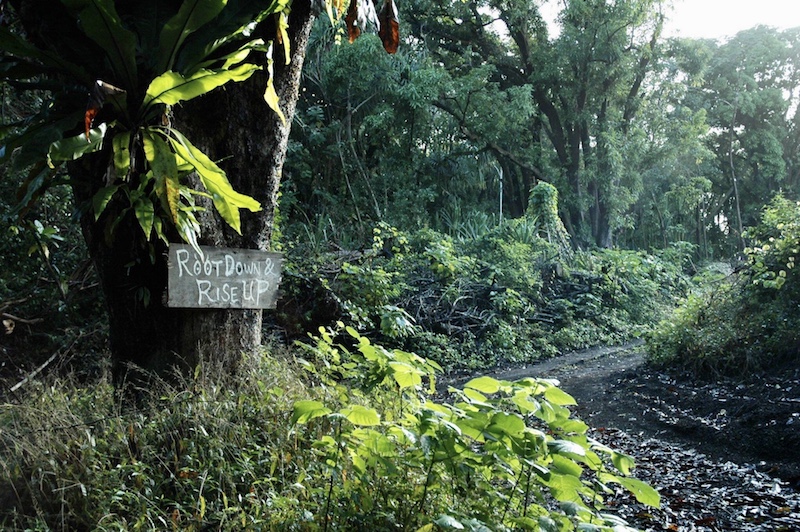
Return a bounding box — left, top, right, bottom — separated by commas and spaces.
527, 181, 571, 253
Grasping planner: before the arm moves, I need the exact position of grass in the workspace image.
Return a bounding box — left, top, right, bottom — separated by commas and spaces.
1, 331, 659, 531
1, 346, 307, 530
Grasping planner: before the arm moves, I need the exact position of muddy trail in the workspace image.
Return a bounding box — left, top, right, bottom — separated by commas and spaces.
448, 343, 800, 531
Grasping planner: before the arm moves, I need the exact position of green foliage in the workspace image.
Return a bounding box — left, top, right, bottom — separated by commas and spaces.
745, 196, 800, 290
576, 247, 691, 328
0, 334, 659, 530
668, 26, 800, 254
278, 219, 690, 372
1, 1, 292, 251
1, 68, 105, 372
291, 325, 658, 529
400, 0, 668, 247
285, 2, 800, 257
527, 182, 571, 253
282, 25, 450, 235
646, 285, 737, 373
648, 195, 800, 376
626, 72, 717, 255
0, 179, 105, 370
0, 348, 306, 530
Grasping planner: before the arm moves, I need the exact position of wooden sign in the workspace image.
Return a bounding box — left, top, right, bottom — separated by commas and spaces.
166, 244, 282, 309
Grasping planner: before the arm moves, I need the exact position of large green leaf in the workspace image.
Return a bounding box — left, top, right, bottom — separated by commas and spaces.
612, 451, 635, 476
165, 128, 260, 234
112, 131, 132, 179
545, 472, 585, 503
618, 476, 660, 507
509, 517, 541, 531
341, 405, 381, 426
463, 387, 489, 404
157, 0, 228, 73
433, 515, 464, 530
544, 385, 577, 406
195, 39, 269, 71
64, 0, 138, 90
389, 361, 422, 389
536, 400, 571, 424
0, 27, 90, 83
599, 472, 661, 508
132, 194, 155, 238
2, 111, 85, 168
550, 454, 583, 477
175, 0, 288, 71
143, 63, 260, 108
13, 163, 56, 217
547, 439, 587, 457
46, 124, 108, 167
92, 185, 120, 221
291, 400, 332, 425
143, 130, 180, 223
511, 391, 539, 414
548, 417, 589, 435
464, 376, 502, 394
487, 411, 526, 437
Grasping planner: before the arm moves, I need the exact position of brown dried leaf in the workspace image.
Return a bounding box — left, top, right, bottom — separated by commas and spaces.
345, 0, 380, 43
378, 0, 399, 54
84, 80, 125, 140
84, 107, 100, 141
345, 0, 361, 43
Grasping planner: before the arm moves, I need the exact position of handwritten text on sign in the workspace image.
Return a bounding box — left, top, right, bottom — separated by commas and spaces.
167, 244, 282, 309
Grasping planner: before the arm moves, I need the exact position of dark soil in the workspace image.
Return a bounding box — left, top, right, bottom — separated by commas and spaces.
450, 343, 800, 531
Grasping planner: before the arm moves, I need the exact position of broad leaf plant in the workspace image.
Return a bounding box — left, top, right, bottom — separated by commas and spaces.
1, 0, 399, 253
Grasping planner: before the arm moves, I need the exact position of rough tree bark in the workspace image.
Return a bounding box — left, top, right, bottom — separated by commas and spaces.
10, 0, 315, 381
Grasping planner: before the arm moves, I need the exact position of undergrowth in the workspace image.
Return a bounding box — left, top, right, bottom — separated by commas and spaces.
647, 195, 800, 377
278, 219, 692, 372
1, 331, 659, 531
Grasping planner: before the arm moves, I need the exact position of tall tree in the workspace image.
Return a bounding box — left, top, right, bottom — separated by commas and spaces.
285, 25, 516, 237
2, 0, 314, 379
1, 0, 395, 380
692, 26, 800, 250
286, 27, 442, 235
621, 37, 716, 254
405, 0, 666, 247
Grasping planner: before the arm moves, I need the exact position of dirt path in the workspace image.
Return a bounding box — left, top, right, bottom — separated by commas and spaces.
450, 343, 800, 531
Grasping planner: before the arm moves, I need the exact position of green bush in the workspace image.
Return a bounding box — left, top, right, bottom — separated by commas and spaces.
646, 285, 741, 373
1, 332, 659, 531
0, 179, 106, 376
278, 220, 691, 373
745, 195, 800, 292
293, 324, 660, 530
647, 196, 800, 376
1, 347, 306, 530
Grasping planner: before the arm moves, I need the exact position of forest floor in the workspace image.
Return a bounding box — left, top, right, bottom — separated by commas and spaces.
4, 336, 800, 530
449, 343, 800, 531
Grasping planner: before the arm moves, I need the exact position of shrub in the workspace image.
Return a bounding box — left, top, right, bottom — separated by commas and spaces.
647, 196, 800, 376
1, 332, 659, 531
278, 221, 691, 373
0, 348, 307, 530
292, 324, 660, 530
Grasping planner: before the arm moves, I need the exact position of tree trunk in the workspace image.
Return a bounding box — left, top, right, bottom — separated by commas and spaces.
72, 4, 314, 383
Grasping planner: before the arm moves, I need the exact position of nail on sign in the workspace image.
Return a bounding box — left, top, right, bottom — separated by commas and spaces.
167, 244, 282, 309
